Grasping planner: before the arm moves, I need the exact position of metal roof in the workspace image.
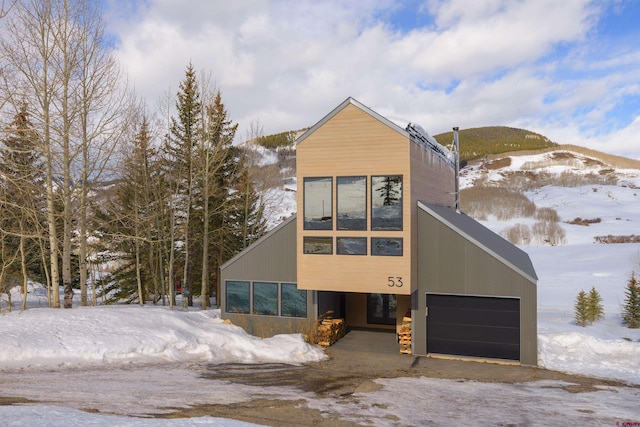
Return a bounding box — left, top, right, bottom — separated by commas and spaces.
418, 202, 538, 283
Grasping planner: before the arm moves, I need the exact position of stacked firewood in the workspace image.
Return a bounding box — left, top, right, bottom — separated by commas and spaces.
399, 311, 412, 354
315, 318, 347, 347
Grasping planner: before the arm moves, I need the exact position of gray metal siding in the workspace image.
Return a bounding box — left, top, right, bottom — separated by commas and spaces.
220, 216, 318, 337
415, 208, 537, 366
221, 216, 297, 283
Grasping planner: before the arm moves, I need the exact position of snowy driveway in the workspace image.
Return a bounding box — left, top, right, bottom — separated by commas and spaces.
2, 354, 639, 426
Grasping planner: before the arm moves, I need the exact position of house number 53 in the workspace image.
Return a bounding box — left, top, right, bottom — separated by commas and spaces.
387, 276, 403, 287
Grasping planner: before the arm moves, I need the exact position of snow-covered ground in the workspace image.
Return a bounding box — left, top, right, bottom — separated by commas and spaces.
2, 149, 640, 425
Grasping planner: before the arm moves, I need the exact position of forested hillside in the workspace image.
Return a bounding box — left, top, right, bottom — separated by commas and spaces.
434, 126, 557, 163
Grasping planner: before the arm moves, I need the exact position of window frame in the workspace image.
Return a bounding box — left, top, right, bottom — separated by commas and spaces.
252, 281, 279, 316
225, 280, 250, 314
303, 236, 333, 254
281, 283, 307, 318
336, 236, 367, 255
336, 175, 367, 231
371, 175, 403, 231
303, 176, 333, 230
371, 237, 403, 256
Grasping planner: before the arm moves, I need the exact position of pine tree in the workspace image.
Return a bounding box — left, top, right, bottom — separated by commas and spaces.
98, 115, 161, 304
0, 102, 46, 310
622, 272, 640, 329
574, 290, 590, 327
163, 63, 202, 306
587, 286, 604, 323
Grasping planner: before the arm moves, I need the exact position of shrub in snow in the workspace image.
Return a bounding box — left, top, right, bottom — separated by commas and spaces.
501, 223, 531, 245
622, 272, 640, 329
574, 290, 590, 327
574, 287, 604, 327
587, 287, 604, 323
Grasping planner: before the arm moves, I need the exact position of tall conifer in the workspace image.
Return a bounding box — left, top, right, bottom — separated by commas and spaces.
622, 272, 640, 328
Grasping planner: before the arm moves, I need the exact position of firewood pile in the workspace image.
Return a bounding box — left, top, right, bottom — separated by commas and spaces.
315, 318, 347, 347
399, 311, 412, 354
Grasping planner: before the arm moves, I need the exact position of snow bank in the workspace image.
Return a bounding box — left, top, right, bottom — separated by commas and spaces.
0, 306, 327, 370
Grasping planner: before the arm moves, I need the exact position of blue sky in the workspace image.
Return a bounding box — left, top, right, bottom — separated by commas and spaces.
104, 0, 640, 159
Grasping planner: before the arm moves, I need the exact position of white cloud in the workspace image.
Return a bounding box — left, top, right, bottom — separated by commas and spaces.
105, 0, 640, 159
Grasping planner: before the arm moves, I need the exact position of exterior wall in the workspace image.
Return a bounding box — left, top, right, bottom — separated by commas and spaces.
220, 217, 316, 337
296, 103, 412, 295
414, 209, 538, 366
409, 141, 456, 305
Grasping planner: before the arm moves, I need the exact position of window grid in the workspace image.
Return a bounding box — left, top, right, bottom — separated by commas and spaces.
303, 174, 404, 257
225, 281, 307, 318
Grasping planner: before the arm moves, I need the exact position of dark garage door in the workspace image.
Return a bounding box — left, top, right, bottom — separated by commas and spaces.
426, 294, 520, 361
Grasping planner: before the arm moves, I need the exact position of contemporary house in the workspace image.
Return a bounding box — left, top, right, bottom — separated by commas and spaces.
220, 97, 538, 366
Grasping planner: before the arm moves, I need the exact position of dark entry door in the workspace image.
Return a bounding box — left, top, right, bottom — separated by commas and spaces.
367, 293, 397, 325
426, 294, 520, 361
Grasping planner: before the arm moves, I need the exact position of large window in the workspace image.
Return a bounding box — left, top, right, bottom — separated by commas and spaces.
304, 177, 332, 230
281, 283, 307, 318
225, 281, 307, 318
253, 282, 278, 315
226, 281, 250, 314
337, 176, 366, 230
371, 175, 402, 230
337, 237, 367, 255
303, 236, 333, 254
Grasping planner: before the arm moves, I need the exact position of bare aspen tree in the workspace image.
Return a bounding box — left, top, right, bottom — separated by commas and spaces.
2, 0, 129, 308
74, 0, 131, 306
1, 0, 62, 307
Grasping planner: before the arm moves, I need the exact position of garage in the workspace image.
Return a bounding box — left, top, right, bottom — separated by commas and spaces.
426, 293, 520, 361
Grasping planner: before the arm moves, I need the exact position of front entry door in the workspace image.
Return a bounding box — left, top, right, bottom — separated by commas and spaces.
367, 293, 397, 325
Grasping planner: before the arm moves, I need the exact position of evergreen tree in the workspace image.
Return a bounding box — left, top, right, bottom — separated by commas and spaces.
574, 290, 590, 327
233, 165, 267, 250
0, 102, 46, 308
99, 116, 160, 304
200, 91, 240, 305
163, 63, 202, 305
587, 286, 604, 323
622, 272, 640, 329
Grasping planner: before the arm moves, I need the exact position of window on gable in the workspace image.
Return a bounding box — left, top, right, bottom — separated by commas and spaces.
337, 237, 367, 255
371, 175, 402, 230
371, 237, 403, 256
303, 236, 333, 254
303, 177, 332, 230
337, 176, 366, 230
